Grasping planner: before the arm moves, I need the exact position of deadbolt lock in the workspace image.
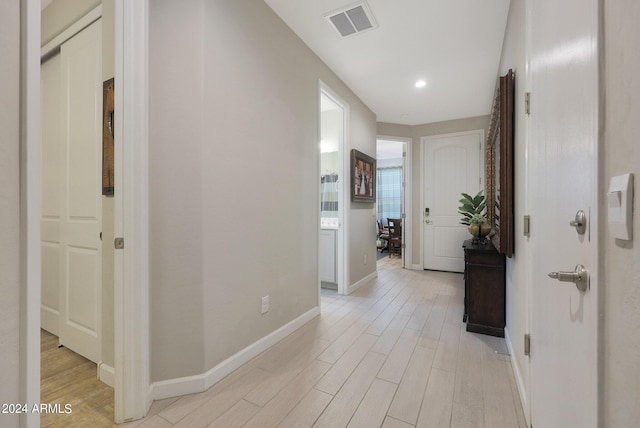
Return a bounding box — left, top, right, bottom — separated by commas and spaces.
569, 210, 587, 235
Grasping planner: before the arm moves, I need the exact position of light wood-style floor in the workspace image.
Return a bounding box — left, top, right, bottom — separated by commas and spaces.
41, 329, 114, 427
118, 256, 526, 428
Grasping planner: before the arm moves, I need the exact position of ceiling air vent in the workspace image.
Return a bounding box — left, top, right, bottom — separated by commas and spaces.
325, 2, 377, 38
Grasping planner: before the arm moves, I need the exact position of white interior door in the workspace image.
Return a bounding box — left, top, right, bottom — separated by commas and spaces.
41, 54, 63, 336
528, 0, 599, 426
422, 131, 482, 272
57, 19, 103, 364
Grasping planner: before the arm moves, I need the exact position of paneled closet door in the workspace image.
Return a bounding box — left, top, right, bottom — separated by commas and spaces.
41, 53, 63, 336
58, 18, 103, 364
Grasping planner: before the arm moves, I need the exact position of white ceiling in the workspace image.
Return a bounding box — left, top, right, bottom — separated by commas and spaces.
264, 0, 510, 126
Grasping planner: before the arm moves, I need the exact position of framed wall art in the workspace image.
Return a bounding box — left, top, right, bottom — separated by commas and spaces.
350, 149, 376, 202
102, 78, 115, 196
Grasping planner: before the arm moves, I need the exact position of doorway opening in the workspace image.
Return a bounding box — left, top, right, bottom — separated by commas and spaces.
319, 84, 349, 295
40, 8, 113, 424
376, 136, 412, 269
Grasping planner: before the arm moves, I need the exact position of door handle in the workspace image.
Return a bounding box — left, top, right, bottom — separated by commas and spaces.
425, 219, 433, 224
548, 264, 589, 292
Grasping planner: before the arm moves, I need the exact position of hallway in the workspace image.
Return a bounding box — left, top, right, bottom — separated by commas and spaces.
120, 257, 525, 428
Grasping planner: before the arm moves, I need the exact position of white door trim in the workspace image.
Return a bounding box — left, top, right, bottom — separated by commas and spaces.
319, 81, 350, 295
114, 0, 151, 422
419, 129, 484, 270
377, 135, 413, 269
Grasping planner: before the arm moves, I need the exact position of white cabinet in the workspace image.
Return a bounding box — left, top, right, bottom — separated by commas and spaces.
319, 229, 337, 283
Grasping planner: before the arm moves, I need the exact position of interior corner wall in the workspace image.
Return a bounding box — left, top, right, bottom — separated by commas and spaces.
149, 0, 376, 383
0, 2, 22, 426
378, 116, 490, 269
496, 0, 530, 419
602, 0, 640, 425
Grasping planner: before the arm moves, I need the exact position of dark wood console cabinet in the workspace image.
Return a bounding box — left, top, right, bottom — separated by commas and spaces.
463, 239, 506, 337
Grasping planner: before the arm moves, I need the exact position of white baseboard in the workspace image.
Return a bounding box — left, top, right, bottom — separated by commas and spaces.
411, 264, 422, 271
98, 362, 115, 388
505, 328, 530, 424
346, 271, 378, 295
150, 306, 320, 400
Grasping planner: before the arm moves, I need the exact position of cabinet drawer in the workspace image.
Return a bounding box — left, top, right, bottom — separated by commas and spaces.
466, 251, 502, 266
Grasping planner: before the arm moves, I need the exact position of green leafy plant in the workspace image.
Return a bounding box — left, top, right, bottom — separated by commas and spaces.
458, 191, 486, 225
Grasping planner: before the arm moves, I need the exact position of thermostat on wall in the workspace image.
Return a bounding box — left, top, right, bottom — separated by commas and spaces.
607, 173, 634, 240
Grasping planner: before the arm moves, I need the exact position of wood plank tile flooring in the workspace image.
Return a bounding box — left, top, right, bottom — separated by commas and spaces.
42, 256, 526, 427
41, 329, 114, 427
120, 256, 526, 428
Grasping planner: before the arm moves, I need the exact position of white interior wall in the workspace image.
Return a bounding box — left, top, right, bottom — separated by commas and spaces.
602, 0, 640, 425
496, 0, 530, 418
148, 0, 376, 384
0, 2, 22, 426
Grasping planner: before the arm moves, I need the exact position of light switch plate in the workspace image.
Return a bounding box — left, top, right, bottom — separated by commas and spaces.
607, 173, 634, 240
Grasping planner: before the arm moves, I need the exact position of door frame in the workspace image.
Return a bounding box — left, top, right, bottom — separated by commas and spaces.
112, 0, 151, 422
376, 135, 413, 269
22, 1, 151, 425
419, 129, 484, 270
319, 82, 349, 296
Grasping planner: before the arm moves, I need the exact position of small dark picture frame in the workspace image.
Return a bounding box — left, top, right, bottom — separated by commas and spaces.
350, 149, 376, 202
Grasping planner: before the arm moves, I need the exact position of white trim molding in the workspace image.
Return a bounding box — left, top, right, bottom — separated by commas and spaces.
98, 362, 116, 388
505, 328, 530, 423
347, 271, 378, 295
150, 307, 320, 400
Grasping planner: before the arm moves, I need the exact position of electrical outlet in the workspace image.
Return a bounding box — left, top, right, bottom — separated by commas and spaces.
261, 295, 269, 314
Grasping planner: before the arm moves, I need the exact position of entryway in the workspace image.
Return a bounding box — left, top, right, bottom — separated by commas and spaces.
375, 138, 406, 263
319, 84, 348, 294
421, 130, 483, 272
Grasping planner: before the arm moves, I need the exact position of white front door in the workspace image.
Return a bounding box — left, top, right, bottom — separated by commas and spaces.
57, 19, 103, 364
422, 131, 482, 272
528, 0, 599, 426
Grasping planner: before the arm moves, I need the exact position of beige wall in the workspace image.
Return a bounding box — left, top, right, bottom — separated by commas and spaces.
0, 2, 22, 426
378, 115, 490, 265
149, 0, 376, 382
602, 0, 640, 425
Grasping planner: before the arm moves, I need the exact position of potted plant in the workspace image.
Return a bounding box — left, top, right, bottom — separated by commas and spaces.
458, 191, 491, 242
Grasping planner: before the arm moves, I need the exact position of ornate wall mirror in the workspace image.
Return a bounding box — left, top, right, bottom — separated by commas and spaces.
486, 69, 515, 257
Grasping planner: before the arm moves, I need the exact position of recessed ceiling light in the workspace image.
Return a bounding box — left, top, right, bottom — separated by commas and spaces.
415, 80, 427, 88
